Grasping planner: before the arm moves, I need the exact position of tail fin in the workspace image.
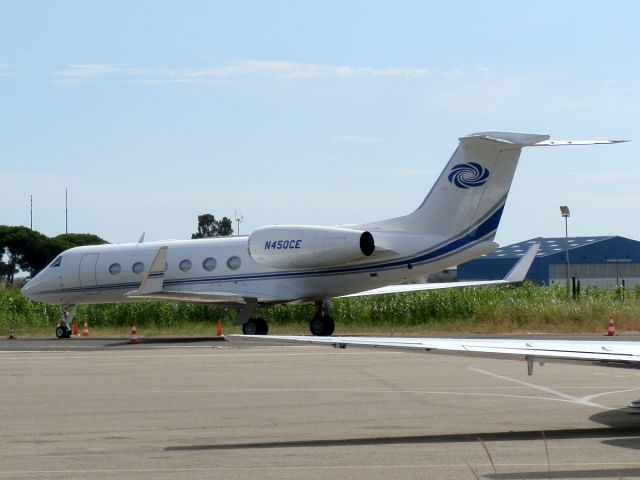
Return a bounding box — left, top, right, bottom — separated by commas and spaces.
360, 132, 549, 243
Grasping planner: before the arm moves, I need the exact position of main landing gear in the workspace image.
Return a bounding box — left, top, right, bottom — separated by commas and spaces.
309, 301, 335, 336
234, 300, 336, 336
234, 302, 269, 335
56, 305, 77, 339
242, 317, 269, 335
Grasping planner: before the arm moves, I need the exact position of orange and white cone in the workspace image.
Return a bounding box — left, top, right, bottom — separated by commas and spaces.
82, 321, 89, 337
607, 316, 616, 336
216, 319, 223, 337
130, 325, 139, 345
7, 327, 16, 340
72, 320, 79, 336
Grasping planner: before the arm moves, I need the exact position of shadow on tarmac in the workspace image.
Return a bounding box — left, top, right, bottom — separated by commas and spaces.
166, 408, 640, 479
167, 408, 640, 452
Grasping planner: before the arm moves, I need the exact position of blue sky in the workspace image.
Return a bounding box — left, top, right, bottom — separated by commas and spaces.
1, 1, 638, 247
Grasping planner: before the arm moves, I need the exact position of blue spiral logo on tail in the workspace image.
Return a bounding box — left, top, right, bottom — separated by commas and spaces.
448, 162, 490, 189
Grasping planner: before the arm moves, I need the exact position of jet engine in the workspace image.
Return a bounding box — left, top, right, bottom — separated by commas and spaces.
248, 225, 375, 269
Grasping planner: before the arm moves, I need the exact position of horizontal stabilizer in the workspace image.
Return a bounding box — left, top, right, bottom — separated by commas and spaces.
532, 139, 628, 146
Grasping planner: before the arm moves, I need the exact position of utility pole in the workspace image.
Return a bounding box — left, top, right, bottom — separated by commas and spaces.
65, 188, 68, 234
560, 206, 570, 297
30, 195, 33, 230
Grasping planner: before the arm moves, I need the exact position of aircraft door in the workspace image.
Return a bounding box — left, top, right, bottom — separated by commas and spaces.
79, 253, 100, 295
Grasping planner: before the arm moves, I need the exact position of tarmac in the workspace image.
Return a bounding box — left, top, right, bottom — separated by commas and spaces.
2, 336, 640, 479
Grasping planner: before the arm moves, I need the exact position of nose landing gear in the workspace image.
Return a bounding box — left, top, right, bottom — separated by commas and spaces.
56, 305, 77, 339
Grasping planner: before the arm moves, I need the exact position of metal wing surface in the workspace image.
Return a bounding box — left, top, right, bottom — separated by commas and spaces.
340, 243, 539, 298
232, 335, 640, 369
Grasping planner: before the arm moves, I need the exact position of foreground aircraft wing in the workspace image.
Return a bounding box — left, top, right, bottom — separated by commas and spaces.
340, 243, 539, 298
232, 335, 640, 370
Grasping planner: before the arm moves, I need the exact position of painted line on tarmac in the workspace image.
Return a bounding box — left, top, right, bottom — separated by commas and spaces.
2, 462, 640, 477
468, 364, 610, 409
0, 350, 380, 361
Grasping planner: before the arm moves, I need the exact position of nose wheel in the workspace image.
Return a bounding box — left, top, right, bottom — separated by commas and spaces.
55, 325, 71, 339
56, 305, 77, 339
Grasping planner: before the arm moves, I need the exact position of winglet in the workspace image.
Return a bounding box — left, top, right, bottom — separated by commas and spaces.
127, 246, 168, 296
503, 243, 539, 282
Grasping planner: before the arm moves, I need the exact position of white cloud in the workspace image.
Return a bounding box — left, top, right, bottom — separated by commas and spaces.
52, 61, 430, 84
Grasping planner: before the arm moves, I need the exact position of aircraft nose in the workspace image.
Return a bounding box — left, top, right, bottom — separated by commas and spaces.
21, 274, 44, 300
21, 279, 35, 299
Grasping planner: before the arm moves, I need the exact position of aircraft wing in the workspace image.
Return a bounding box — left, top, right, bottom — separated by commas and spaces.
340, 243, 539, 298
232, 335, 640, 370
123, 245, 286, 305
124, 289, 255, 304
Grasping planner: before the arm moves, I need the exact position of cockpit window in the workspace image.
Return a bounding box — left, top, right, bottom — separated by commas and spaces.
50, 257, 62, 268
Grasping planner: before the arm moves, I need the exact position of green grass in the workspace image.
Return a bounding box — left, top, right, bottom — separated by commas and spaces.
2, 281, 640, 338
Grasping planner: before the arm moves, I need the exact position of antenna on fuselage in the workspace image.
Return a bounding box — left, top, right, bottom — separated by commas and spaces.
138, 232, 146, 244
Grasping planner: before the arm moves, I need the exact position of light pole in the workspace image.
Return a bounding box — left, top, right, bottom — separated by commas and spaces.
560, 206, 570, 296
235, 211, 243, 236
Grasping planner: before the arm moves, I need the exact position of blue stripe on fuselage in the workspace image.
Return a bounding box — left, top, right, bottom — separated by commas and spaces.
39, 203, 504, 296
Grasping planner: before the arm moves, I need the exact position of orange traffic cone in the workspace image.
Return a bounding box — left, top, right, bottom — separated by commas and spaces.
216, 319, 223, 337
606, 316, 616, 336
130, 325, 139, 344
72, 320, 79, 336
82, 321, 89, 337
7, 327, 16, 340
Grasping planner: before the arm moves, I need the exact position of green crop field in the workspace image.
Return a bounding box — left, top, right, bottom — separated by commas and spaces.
2, 282, 640, 337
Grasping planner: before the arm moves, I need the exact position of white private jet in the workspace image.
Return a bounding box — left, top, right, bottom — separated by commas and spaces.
234, 334, 640, 411
21, 132, 624, 338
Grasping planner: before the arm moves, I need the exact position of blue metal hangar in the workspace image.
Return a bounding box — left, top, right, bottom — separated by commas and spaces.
457, 236, 640, 289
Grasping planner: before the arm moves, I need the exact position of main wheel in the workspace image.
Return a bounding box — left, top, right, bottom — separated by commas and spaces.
310, 314, 334, 336
255, 317, 269, 335
322, 316, 335, 336
242, 318, 269, 335
242, 319, 258, 335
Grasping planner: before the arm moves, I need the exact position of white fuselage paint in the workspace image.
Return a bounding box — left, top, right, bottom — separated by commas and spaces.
21, 233, 496, 306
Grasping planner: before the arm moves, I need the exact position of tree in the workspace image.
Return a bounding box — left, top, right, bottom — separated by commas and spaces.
191, 214, 234, 239
0, 226, 108, 282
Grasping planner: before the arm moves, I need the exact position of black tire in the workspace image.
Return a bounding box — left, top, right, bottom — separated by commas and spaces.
309, 315, 326, 336
255, 317, 269, 335
242, 320, 258, 335
322, 316, 335, 336
55, 326, 68, 339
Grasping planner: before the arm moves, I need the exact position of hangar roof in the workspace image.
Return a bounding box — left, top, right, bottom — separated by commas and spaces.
488, 236, 616, 259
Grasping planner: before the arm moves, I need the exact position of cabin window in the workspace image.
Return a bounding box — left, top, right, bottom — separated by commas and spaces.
50, 257, 62, 268
202, 257, 217, 271
179, 259, 192, 272
109, 263, 121, 275
227, 256, 241, 270
132, 262, 145, 274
